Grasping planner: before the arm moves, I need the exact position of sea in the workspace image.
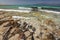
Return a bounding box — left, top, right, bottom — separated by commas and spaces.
0, 5, 60, 12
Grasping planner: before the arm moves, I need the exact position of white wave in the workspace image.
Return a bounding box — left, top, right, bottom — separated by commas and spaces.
0, 8, 60, 14
39, 9, 60, 14
0, 9, 31, 13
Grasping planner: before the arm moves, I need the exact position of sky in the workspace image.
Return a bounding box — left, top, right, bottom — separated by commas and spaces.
0, 0, 60, 5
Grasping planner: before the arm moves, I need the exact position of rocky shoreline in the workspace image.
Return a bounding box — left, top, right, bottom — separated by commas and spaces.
0, 11, 60, 40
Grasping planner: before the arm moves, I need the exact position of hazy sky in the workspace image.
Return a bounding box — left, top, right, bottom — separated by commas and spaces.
0, 0, 60, 5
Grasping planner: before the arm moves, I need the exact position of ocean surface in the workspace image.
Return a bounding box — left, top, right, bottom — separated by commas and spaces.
0, 5, 60, 11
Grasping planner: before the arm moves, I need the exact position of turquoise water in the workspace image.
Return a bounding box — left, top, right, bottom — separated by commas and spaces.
0, 5, 60, 9
0, 5, 60, 11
